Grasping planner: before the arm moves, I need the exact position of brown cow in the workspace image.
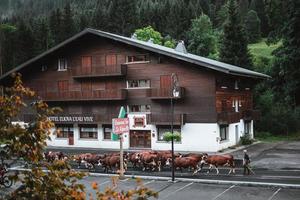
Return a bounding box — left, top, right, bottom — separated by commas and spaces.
200, 153, 235, 175
44, 151, 67, 162
128, 152, 142, 169
73, 153, 93, 168
99, 155, 128, 173
166, 156, 200, 175
138, 151, 161, 171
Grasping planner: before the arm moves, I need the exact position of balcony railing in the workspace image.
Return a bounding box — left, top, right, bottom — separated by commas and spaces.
146, 113, 186, 125
22, 113, 117, 124
147, 87, 185, 99
71, 65, 127, 78
217, 112, 242, 124
243, 109, 261, 121
38, 89, 127, 101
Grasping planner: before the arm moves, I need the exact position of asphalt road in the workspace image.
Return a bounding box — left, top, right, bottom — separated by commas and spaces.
78, 176, 300, 200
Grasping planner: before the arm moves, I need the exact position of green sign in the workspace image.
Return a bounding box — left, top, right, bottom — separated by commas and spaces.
112, 106, 127, 141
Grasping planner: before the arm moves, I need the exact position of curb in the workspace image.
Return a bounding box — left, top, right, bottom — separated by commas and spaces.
9, 168, 300, 189
88, 172, 300, 189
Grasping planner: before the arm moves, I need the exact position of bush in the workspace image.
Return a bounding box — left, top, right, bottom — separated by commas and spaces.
163, 132, 181, 142
240, 134, 254, 145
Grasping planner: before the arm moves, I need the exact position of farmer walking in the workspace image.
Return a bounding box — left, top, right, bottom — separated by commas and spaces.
243, 149, 252, 175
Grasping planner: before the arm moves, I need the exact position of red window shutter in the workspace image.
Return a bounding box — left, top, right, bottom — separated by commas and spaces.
106, 54, 117, 66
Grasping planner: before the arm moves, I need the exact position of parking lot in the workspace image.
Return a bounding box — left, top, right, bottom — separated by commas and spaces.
79, 176, 300, 200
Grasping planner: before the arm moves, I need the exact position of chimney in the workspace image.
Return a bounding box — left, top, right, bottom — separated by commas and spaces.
147, 38, 154, 44
131, 33, 137, 39
175, 40, 187, 54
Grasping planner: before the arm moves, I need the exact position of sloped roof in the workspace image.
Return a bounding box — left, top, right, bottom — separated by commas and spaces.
0, 28, 270, 80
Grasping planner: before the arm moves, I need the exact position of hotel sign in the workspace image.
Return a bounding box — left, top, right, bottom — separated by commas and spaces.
48, 116, 94, 123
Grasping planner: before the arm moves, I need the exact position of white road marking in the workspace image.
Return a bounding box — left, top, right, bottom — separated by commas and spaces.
161, 182, 194, 200
99, 180, 111, 186
144, 180, 155, 185
120, 178, 129, 182
267, 188, 281, 200
262, 175, 300, 179
212, 185, 236, 200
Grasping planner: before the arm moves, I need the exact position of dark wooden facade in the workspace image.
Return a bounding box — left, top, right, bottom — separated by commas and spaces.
10, 34, 258, 125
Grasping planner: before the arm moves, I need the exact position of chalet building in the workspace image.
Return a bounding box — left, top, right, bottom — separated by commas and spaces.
0, 28, 269, 152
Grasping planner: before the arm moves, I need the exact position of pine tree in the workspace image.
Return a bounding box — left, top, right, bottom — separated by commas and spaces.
219, 0, 252, 69
238, 0, 249, 21
107, 0, 138, 36
62, 2, 76, 40
245, 10, 261, 43
33, 17, 52, 55
0, 24, 17, 72
249, 0, 269, 36
49, 9, 63, 44
272, 0, 300, 106
15, 19, 35, 65
186, 14, 217, 57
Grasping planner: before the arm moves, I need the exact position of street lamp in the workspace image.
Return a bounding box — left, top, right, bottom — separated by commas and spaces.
171, 73, 179, 182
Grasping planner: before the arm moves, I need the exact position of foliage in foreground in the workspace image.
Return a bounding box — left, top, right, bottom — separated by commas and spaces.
0, 74, 157, 200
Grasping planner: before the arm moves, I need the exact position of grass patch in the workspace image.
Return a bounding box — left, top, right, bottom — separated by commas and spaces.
255, 131, 300, 142
248, 39, 281, 60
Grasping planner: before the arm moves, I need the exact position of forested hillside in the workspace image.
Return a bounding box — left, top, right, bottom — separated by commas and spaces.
0, 0, 299, 136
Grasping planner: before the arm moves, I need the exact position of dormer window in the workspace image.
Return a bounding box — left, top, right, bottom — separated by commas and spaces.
58, 58, 67, 71
234, 80, 239, 90
41, 65, 47, 72
126, 55, 149, 63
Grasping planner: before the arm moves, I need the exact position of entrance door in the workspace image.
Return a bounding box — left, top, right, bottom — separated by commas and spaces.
235, 125, 239, 144
68, 132, 74, 145
130, 130, 151, 148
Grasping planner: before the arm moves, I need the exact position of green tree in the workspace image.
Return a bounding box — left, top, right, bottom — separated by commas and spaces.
238, 0, 249, 20
244, 10, 261, 43
62, 2, 76, 39
32, 17, 52, 55
107, 0, 138, 36
49, 9, 63, 44
219, 0, 252, 69
249, 0, 269, 36
186, 14, 217, 57
0, 24, 17, 72
134, 26, 176, 48
271, 0, 300, 107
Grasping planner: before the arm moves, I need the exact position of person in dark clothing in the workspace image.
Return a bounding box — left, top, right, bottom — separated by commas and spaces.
243, 149, 251, 175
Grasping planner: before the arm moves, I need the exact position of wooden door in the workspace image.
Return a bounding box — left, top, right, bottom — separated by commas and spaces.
130, 130, 151, 148
160, 75, 171, 96
58, 80, 68, 98
68, 132, 74, 145
82, 56, 92, 74
81, 81, 92, 98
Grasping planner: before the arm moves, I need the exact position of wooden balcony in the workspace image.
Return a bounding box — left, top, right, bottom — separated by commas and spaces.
217, 112, 242, 124
71, 65, 127, 78
39, 89, 127, 101
22, 113, 117, 124
146, 113, 186, 125
147, 87, 185, 99
243, 109, 261, 121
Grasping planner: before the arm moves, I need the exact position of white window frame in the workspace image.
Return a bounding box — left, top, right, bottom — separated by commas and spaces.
125, 54, 149, 64
126, 80, 151, 89
103, 126, 112, 140
220, 125, 229, 141
58, 58, 68, 71
127, 105, 151, 113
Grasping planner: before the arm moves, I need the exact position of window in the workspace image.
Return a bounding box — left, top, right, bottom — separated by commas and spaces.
232, 99, 239, 112
56, 125, 73, 138
79, 124, 98, 139
103, 125, 112, 140
157, 126, 181, 141
234, 80, 239, 90
106, 54, 117, 66
244, 121, 251, 134
220, 125, 228, 141
128, 105, 151, 113
127, 55, 148, 63
58, 58, 67, 71
127, 80, 150, 88
41, 65, 47, 72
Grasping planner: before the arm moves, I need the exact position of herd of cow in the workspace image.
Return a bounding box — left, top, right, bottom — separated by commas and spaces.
43, 150, 236, 175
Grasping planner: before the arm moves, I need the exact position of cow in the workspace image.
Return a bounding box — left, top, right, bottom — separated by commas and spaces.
200, 153, 235, 175
72, 153, 93, 168
99, 155, 127, 173
128, 152, 142, 169
44, 151, 67, 162
166, 156, 201, 175
81, 154, 105, 170
137, 151, 161, 171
